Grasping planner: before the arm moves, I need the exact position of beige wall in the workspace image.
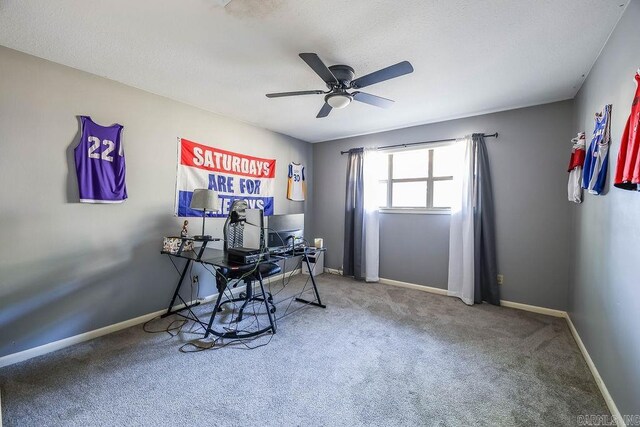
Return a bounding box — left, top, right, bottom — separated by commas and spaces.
0, 46, 312, 357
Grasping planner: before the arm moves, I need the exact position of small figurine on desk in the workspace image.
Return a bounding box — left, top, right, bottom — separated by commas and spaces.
180, 220, 189, 238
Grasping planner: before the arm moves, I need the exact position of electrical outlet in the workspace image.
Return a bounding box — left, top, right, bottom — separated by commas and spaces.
192, 275, 199, 284
497, 274, 504, 285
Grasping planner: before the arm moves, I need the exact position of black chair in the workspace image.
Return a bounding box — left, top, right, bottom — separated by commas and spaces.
206, 205, 280, 338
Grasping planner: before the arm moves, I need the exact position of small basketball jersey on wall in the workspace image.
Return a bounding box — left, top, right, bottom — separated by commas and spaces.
287, 162, 306, 201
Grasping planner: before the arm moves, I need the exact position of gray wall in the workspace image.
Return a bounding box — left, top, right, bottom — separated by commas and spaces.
313, 101, 574, 309
569, 0, 640, 416
0, 46, 312, 358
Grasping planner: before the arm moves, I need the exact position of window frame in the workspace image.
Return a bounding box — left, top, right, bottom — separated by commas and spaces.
378, 144, 455, 214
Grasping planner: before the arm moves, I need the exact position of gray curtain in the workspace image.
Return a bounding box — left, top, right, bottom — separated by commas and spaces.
472, 134, 500, 305
343, 148, 366, 280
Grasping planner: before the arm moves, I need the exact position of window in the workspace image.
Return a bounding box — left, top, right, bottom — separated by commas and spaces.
379, 144, 460, 211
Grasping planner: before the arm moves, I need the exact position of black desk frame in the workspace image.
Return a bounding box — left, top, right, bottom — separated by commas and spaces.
161, 238, 326, 340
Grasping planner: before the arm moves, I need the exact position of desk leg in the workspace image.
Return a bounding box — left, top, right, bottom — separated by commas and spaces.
295, 253, 327, 309
162, 259, 201, 318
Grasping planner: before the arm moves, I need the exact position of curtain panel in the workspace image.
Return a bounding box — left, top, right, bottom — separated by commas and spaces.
448, 134, 499, 305
343, 148, 379, 282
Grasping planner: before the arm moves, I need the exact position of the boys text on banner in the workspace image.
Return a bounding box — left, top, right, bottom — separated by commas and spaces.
175, 138, 276, 217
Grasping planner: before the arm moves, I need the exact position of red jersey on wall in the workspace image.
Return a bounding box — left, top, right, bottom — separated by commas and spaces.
614, 70, 640, 191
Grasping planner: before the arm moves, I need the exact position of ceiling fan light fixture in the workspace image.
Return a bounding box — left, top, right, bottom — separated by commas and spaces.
326, 93, 352, 109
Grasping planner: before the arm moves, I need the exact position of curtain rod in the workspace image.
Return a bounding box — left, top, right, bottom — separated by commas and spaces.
339, 132, 499, 155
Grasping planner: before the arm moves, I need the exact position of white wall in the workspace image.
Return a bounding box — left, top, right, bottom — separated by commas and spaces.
0, 46, 312, 357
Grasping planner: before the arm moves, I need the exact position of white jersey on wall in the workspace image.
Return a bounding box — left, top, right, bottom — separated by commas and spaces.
287, 162, 306, 201
567, 132, 586, 203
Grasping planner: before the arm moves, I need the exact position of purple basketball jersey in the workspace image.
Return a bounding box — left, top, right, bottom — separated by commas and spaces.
74, 116, 127, 203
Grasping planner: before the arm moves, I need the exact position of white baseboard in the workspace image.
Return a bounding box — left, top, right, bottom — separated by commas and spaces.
326, 270, 566, 315
324, 267, 342, 276
378, 277, 448, 296
565, 315, 624, 426
325, 269, 446, 297
264, 268, 302, 284
0, 270, 302, 370
499, 300, 566, 318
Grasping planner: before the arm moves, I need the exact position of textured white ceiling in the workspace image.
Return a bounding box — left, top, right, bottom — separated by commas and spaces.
0, 0, 628, 142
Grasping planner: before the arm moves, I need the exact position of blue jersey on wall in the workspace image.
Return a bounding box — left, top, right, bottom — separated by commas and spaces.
582, 104, 612, 195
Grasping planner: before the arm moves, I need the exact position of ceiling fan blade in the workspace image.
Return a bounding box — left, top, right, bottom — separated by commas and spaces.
266, 90, 324, 98
351, 61, 414, 89
353, 92, 395, 108
316, 103, 332, 118
299, 53, 338, 85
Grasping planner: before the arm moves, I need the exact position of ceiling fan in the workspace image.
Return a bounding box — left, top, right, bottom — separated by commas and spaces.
266, 53, 414, 118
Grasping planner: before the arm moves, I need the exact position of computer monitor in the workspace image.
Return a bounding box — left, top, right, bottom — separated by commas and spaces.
265, 214, 304, 249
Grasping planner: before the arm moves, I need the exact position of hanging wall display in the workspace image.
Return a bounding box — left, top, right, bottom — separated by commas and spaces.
614, 69, 640, 191
286, 162, 306, 201
74, 116, 127, 203
175, 138, 276, 217
567, 132, 586, 203
582, 104, 612, 195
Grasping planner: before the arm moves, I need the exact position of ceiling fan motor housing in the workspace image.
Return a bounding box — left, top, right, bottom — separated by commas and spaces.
328, 65, 355, 88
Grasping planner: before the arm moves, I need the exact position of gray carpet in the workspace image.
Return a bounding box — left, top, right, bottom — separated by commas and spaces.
0, 274, 608, 426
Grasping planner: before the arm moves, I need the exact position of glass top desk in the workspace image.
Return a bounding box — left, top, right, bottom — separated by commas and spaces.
161, 238, 326, 340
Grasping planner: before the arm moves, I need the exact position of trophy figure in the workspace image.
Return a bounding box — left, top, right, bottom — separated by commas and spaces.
180, 220, 189, 238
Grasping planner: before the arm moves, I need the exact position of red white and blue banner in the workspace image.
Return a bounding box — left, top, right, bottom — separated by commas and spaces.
175, 138, 276, 217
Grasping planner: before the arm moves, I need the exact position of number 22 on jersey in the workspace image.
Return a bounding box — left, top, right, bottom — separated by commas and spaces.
87, 136, 124, 162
